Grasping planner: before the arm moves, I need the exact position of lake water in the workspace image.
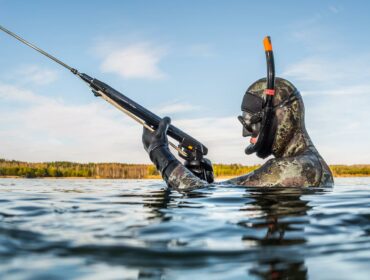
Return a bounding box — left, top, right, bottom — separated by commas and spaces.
0, 178, 369, 279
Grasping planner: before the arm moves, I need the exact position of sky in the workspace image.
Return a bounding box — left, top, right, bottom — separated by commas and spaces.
0, 0, 369, 165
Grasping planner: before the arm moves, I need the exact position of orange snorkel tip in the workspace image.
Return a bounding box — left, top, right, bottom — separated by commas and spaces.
263, 36, 273, 52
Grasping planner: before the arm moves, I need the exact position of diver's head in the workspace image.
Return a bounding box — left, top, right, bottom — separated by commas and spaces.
239, 77, 304, 158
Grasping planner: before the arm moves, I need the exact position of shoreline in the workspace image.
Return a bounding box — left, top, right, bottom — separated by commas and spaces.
2, 160, 369, 179
1, 175, 370, 179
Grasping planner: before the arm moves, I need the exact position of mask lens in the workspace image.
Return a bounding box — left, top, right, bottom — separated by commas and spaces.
238, 115, 253, 136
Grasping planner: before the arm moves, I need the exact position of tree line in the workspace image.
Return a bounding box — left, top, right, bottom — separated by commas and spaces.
330, 165, 370, 177
0, 159, 158, 179
0, 159, 369, 179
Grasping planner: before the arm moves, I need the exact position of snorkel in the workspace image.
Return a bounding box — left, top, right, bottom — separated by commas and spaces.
244, 36, 276, 158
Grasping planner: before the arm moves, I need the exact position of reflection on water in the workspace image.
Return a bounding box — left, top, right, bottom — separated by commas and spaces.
0, 178, 369, 279
242, 187, 314, 279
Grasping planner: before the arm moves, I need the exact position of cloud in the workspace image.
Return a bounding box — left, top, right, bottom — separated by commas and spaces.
0, 82, 263, 164
283, 54, 370, 87
100, 43, 166, 80
282, 57, 342, 83
0, 83, 51, 104
287, 14, 341, 53
303, 91, 370, 164
301, 85, 370, 96
0, 82, 144, 163
17, 65, 58, 85
156, 101, 202, 114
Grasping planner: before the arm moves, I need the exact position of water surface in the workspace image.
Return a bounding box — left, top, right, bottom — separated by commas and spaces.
0, 178, 369, 279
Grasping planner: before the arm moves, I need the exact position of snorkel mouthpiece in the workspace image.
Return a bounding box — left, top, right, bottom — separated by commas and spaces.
250, 137, 258, 144
245, 141, 257, 154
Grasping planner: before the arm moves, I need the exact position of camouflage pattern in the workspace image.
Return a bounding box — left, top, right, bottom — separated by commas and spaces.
166, 78, 334, 192
168, 164, 209, 191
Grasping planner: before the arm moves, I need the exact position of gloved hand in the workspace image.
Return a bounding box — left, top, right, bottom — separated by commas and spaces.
142, 117, 179, 181
142, 117, 171, 154
184, 157, 214, 183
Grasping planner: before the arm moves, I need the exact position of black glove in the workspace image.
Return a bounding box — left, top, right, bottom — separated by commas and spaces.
184, 157, 214, 183
142, 117, 179, 181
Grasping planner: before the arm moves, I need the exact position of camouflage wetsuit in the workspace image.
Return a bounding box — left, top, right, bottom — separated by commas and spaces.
145, 78, 334, 192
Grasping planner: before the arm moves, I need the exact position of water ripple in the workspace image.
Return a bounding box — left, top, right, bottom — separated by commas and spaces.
0, 178, 369, 279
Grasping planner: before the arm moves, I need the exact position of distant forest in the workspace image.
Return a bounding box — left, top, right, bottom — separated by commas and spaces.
0, 159, 369, 179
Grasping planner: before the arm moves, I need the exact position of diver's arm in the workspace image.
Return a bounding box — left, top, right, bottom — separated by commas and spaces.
167, 164, 209, 191
142, 117, 210, 192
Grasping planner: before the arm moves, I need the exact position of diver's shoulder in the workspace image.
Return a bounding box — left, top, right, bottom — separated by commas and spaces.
264, 153, 323, 186
278, 151, 333, 187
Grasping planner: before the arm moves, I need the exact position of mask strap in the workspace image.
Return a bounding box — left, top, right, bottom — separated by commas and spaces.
272, 94, 298, 110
